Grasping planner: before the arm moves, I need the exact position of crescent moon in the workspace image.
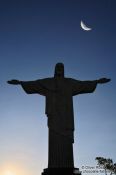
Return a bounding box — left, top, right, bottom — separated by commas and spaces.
80, 21, 92, 31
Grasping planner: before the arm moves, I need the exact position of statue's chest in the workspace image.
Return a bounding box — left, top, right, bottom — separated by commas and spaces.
54, 80, 71, 95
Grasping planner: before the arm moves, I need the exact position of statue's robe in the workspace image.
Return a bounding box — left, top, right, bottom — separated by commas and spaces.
21, 77, 97, 168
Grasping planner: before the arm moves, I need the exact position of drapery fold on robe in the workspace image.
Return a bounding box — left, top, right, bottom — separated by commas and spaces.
21, 78, 97, 140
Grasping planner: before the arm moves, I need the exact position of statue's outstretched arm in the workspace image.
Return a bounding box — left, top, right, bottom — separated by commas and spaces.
72, 77, 111, 96
7, 79, 22, 85
95, 78, 111, 84
7, 79, 47, 96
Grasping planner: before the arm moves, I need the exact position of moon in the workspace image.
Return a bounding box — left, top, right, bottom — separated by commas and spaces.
80, 21, 92, 31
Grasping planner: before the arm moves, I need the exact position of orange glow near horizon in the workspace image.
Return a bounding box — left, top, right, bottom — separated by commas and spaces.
3, 171, 16, 175
0, 163, 29, 175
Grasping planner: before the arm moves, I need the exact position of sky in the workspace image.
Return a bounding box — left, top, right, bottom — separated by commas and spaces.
0, 0, 116, 175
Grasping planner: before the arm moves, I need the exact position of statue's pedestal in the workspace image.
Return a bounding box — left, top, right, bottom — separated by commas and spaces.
42, 168, 81, 175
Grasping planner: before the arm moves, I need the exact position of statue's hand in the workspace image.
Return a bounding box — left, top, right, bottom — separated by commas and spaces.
7, 79, 21, 85
97, 78, 111, 84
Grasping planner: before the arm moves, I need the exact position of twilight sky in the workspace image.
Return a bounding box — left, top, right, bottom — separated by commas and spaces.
0, 0, 116, 175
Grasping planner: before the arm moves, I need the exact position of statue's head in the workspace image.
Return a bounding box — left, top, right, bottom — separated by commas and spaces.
54, 63, 64, 77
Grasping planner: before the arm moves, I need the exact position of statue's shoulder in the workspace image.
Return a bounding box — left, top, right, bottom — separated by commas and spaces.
37, 77, 54, 81
65, 77, 79, 82
64, 78, 82, 85
35, 77, 54, 85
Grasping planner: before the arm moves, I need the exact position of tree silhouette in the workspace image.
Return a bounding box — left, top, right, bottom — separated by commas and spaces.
96, 157, 116, 175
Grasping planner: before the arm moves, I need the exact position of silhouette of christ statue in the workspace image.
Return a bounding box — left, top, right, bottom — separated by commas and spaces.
7, 63, 111, 175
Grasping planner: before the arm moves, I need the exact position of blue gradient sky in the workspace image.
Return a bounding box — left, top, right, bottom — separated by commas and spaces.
0, 0, 116, 175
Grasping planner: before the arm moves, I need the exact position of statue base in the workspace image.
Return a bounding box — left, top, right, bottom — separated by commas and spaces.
42, 168, 81, 175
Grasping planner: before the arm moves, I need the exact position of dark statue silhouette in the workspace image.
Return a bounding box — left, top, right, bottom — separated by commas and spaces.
7, 63, 111, 175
